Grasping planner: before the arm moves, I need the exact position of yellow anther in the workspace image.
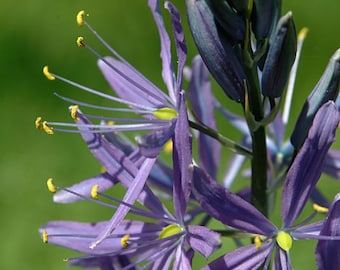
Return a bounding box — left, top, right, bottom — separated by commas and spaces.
76, 10, 86, 26
107, 121, 115, 126
254, 235, 262, 249
70, 105, 79, 120
298, 27, 309, 41
63, 258, 69, 262
42, 230, 48, 243
313, 203, 329, 214
153, 107, 178, 120
35, 117, 43, 130
47, 178, 57, 193
159, 224, 182, 239
276, 231, 293, 252
121, 234, 130, 248
76, 36, 85, 48
163, 139, 173, 153
91, 184, 99, 199
43, 66, 55, 80
42, 121, 54, 135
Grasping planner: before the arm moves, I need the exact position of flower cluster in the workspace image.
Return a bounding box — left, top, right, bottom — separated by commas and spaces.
37, 0, 340, 269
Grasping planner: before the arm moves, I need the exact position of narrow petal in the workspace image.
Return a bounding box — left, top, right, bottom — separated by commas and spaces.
148, 0, 176, 102
172, 92, 193, 221
187, 225, 221, 258
40, 220, 160, 255
173, 245, 192, 270
282, 101, 340, 227
98, 57, 169, 108
91, 157, 156, 248
136, 120, 176, 158
53, 172, 117, 203
316, 194, 340, 270
192, 166, 276, 236
203, 242, 273, 270
188, 55, 221, 179
323, 150, 340, 179
165, 1, 187, 98
273, 247, 292, 270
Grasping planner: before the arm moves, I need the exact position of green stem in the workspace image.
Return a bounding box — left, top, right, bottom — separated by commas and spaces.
189, 120, 252, 158
242, 1, 268, 217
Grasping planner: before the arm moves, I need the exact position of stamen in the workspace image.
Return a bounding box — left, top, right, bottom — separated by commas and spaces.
120, 234, 130, 248
282, 27, 308, 125
254, 235, 262, 249
76, 36, 85, 48
76, 10, 86, 26
313, 203, 329, 214
159, 224, 183, 239
42, 121, 54, 135
42, 229, 48, 243
43, 66, 55, 80
152, 107, 178, 120
35, 117, 42, 130
163, 139, 173, 153
276, 231, 293, 251
91, 184, 99, 199
70, 105, 79, 120
47, 178, 57, 193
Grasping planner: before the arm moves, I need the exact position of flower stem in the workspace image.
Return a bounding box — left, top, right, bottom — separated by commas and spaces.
189, 120, 252, 158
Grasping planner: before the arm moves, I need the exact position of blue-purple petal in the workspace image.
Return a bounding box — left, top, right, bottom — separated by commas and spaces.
53, 172, 117, 203
316, 194, 340, 270
40, 220, 160, 255
97, 57, 167, 108
187, 225, 221, 258
188, 55, 220, 179
192, 166, 276, 236
172, 92, 192, 221
148, 0, 176, 102
203, 242, 273, 270
281, 101, 340, 228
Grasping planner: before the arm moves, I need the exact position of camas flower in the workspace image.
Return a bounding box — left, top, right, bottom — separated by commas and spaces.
40, 92, 221, 269
38, 0, 187, 158
192, 101, 340, 269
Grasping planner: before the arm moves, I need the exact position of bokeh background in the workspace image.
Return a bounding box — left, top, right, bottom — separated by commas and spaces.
1, 0, 339, 269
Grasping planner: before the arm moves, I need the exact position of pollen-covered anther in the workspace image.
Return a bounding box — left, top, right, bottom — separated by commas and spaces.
121, 234, 130, 248
163, 139, 173, 154
313, 203, 329, 214
91, 184, 99, 199
47, 178, 57, 193
42, 121, 54, 135
43, 66, 55, 80
76, 10, 87, 26
276, 231, 293, 252
70, 105, 79, 120
298, 27, 309, 41
42, 229, 48, 243
254, 235, 262, 249
152, 107, 178, 120
76, 36, 85, 48
35, 117, 43, 130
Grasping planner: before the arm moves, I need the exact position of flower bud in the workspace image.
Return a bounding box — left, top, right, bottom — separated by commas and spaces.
291, 49, 340, 149
261, 12, 297, 98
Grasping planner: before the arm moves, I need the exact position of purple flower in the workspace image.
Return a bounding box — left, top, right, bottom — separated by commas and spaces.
38, 0, 187, 158
40, 92, 221, 269
192, 101, 340, 269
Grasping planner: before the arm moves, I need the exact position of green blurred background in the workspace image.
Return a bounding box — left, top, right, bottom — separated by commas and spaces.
1, 0, 339, 269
